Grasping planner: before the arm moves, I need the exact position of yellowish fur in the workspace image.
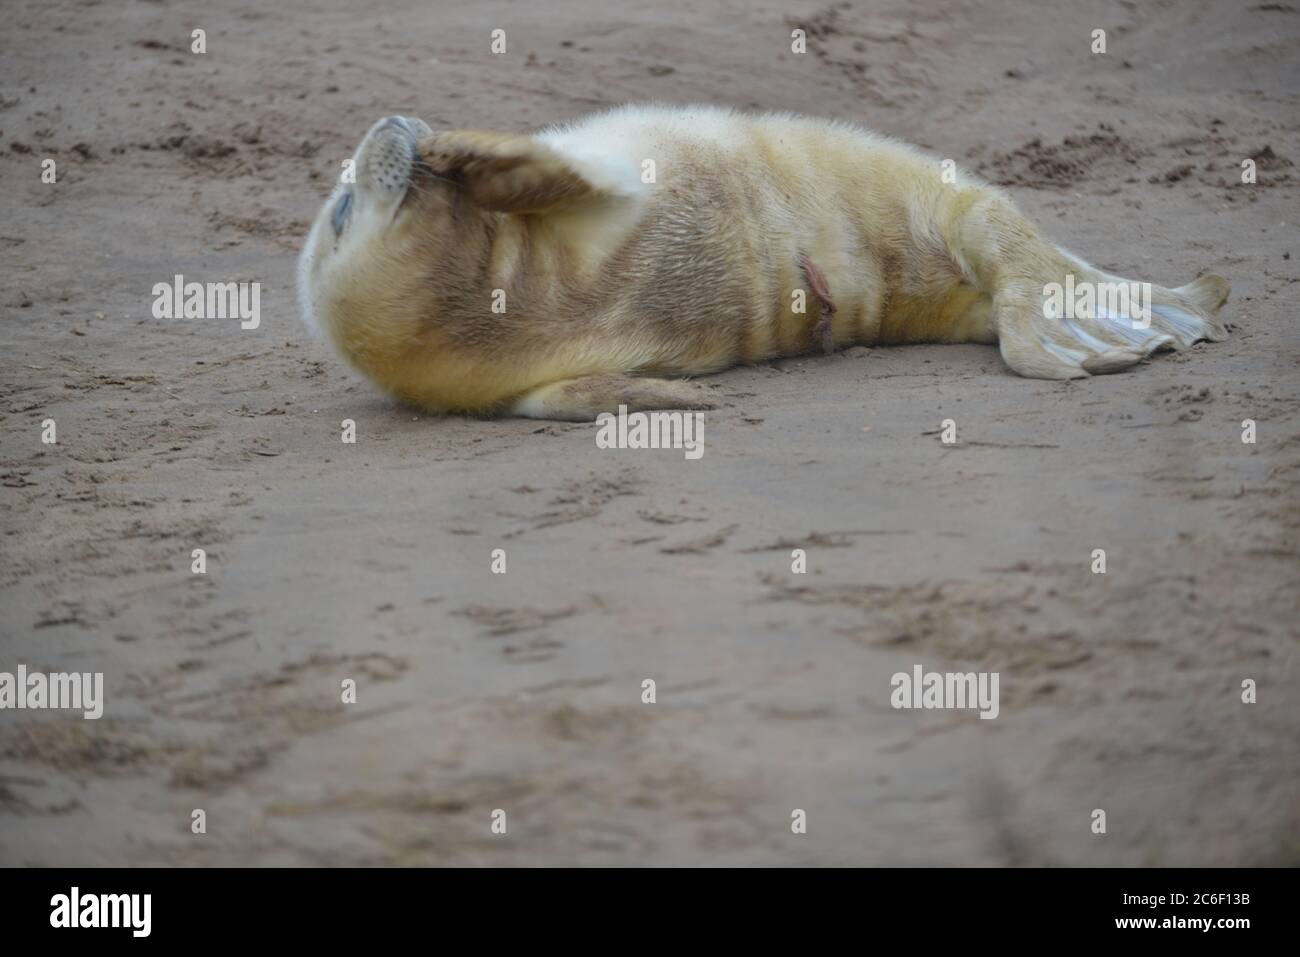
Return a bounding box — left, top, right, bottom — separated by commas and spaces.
298, 106, 1229, 421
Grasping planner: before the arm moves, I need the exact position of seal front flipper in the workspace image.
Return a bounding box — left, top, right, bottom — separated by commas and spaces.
417, 130, 620, 214
512, 375, 716, 422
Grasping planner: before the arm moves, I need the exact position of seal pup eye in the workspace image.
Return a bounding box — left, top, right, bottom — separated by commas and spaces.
331, 190, 353, 237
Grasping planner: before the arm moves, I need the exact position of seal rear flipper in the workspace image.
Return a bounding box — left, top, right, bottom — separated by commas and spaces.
995, 303, 1095, 379
992, 270, 1232, 380
945, 192, 1230, 379
512, 374, 717, 422
1166, 274, 1231, 344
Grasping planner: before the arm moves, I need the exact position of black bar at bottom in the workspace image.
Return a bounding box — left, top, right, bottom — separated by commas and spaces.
0, 867, 1286, 942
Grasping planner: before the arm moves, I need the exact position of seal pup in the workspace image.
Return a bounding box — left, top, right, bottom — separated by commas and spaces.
298, 106, 1229, 421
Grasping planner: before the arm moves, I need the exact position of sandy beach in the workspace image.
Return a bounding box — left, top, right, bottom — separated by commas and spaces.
1, 0, 1297, 865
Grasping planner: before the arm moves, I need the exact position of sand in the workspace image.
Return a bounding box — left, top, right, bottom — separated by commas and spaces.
1, 0, 1297, 866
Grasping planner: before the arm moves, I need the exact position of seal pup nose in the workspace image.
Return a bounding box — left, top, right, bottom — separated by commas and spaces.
377, 115, 432, 137
403, 116, 433, 137
360, 116, 422, 195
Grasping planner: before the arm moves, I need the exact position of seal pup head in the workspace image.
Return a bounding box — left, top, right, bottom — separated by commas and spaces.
297, 114, 440, 343
297, 116, 629, 408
